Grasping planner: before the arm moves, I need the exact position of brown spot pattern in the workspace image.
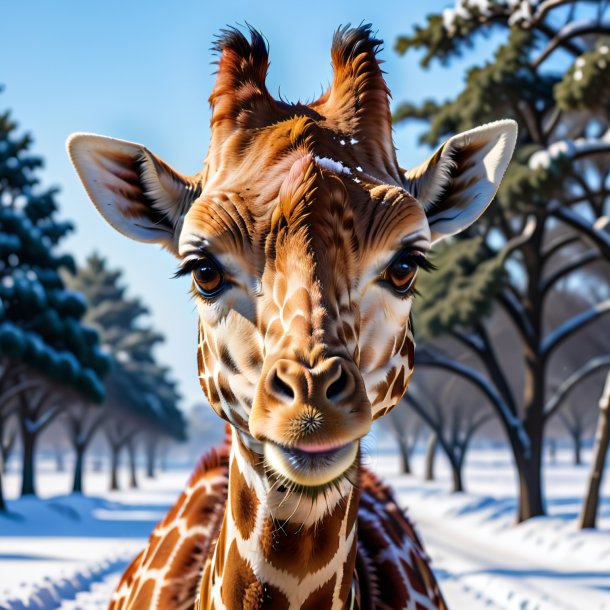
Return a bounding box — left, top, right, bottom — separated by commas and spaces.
230, 459, 259, 539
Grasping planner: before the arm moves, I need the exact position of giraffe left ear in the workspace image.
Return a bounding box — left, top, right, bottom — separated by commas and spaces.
403, 120, 517, 244
67, 133, 201, 254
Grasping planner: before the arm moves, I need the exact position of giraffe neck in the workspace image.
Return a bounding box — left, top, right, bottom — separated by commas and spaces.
198, 429, 361, 610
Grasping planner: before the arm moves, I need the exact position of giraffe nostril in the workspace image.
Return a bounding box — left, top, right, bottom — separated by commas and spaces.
326, 367, 348, 401
271, 369, 295, 401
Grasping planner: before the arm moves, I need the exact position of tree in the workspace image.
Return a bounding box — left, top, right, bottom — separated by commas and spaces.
0, 102, 108, 500
65, 254, 185, 491
396, 0, 610, 521
406, 366, 493, 492
384, 401, 426, 474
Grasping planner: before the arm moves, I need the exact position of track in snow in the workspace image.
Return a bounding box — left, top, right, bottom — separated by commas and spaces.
1, 558, 128, 610
54, 573, 121, 610
420, 518, 610, 610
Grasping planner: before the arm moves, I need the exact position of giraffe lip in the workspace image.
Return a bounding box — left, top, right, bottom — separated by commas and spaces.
289, 442, 350, 457
264, 440, 359, 487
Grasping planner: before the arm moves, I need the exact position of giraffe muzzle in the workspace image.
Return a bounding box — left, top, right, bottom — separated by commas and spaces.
250, 355, 371, 486
264, 440, 359, 487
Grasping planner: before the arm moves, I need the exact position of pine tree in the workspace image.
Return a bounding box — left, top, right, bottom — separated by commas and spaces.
396, 1, 610, 520
0, 102, 108, 501
65, 254, 185, 491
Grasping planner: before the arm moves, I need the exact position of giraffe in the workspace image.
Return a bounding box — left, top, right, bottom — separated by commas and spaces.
67, 25, 517, 610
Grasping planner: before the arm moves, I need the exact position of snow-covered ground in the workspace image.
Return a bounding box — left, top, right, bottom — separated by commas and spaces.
0, 442, 609, 609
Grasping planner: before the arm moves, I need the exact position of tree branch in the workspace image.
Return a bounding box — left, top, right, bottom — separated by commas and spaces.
476, 322, 519, 413
542, 299, 610, 359
532, 0, 579, 24
533, 22, 608, 68
459, 412, 494, 457
543, 234, 581, 262
541, 250, 601, 296
545, 356, 610, 420
26, 404, 63, 435
553, 208, 610, 259
404, 394, 455, 464
533, 21, 584, 60
415, 348, 530, 453
0, 379, 46, 412
496, 290, 536, 346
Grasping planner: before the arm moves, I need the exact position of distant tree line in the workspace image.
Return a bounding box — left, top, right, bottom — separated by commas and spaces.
391, 0, 610, 528
0, 100, 186, 511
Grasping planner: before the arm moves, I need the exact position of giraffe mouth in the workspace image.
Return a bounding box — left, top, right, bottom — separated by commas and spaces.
264, 440, 359, 487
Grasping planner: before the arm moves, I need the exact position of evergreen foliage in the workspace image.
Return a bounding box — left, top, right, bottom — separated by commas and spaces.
415, 237, 507, 338
0, 99, 111, 499
0, 107, 108, 400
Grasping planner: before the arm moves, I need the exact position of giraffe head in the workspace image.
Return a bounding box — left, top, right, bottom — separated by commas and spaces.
68, 26, 516, 501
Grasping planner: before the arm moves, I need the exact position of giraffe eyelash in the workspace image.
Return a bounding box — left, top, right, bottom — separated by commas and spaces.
173, 257, 208, 279
414, 254, 436, 273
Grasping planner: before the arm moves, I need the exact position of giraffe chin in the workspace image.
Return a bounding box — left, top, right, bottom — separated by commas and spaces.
263, 440, 359, 488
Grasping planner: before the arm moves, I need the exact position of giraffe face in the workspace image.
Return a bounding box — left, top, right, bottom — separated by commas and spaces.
182, 148, 429, 488
68, 26, 517, 495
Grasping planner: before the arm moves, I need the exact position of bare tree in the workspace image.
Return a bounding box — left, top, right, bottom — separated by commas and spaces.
405, 371, 493, 492
383, 402, 426, 474
64, 401, 105, 493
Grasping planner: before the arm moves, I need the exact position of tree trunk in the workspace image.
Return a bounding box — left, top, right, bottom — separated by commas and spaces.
397, 437, 411, 474
424, 433, 437, 481
0, 424, 16, 475
516, 227, 546, 522
55, 446, 66, 473
579, 374, 610, 529
20, 429, 37, 497
519, 366, 546, 520
0, 454, 6, 512
110, 445, 120, 491
127, 439, 138, 489
515, 450, 544, 522
146, 436, 158, 478
72, 444, 85, 494
502, 415, 545, 523
450, 458, 464, 493
571, 430, 582, 466
547, 438, 557, 465
160, 445, 169, 471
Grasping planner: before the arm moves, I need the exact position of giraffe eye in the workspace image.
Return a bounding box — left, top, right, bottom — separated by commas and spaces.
192, 257, 225, 296
382, 251, 423, 295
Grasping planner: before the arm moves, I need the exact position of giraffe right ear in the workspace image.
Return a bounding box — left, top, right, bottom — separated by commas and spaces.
403, 120, 517, 244
67, 133, 201, 254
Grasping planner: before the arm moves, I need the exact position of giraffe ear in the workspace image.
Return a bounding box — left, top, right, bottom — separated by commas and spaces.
403, 120, 517, 244
67, 133, 201, 254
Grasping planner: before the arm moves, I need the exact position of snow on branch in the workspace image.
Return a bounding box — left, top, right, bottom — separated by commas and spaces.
442, 0, 496, 33
529, 129, 610, 170
441, 0, 562, 34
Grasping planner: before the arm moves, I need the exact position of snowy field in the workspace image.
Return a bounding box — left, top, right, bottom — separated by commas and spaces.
0, 441, 609, 610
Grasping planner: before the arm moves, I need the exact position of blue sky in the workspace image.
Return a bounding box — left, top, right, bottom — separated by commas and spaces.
2, 0, 498, 409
